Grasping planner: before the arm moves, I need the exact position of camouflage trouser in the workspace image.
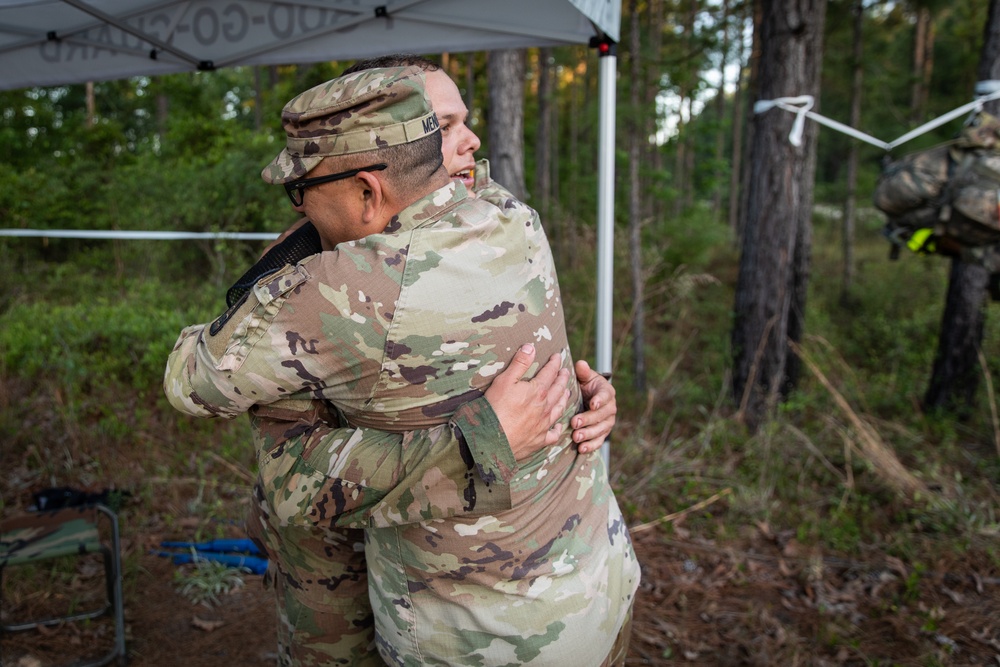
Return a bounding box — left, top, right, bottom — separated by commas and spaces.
599, 600, 635, 667
246, 464, 635, 667
247, 481, 385, 667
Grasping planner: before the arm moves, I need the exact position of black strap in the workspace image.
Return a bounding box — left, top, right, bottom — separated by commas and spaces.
226, 222, 323, 307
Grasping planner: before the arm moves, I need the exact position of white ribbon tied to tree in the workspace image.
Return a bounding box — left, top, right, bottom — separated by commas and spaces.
754, 82, 1000, 152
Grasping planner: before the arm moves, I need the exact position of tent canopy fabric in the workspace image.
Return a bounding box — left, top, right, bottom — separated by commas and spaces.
0, 0, 619, 90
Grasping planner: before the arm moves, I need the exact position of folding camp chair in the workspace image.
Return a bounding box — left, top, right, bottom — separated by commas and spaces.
0, 504, 127, 666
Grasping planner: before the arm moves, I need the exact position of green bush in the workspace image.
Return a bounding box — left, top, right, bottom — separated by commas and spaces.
0, 276, 214, 397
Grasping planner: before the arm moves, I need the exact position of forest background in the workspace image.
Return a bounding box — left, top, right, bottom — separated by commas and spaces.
1, 0, 999, 665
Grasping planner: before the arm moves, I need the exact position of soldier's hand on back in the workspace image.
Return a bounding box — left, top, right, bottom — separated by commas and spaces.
485, 344, 571, 461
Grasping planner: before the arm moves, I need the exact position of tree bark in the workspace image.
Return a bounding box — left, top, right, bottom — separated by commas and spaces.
841, 0, 864, 304
156, 91, 168, 138
253, 66, 264, 131
628, 0, 647, 391
487, 49, 527, 200
673, 90, 688, 218
647, 0, 664, 224
466, 52, 476, 121
924, 259, 990, 417
713, 0, 732, 216
565, 51, 587, 268
731, 0, 827, 431
728, 3, 749, 241
910, 6, 934, 125
736, 0, 763, 246
534, 48, 554, 221
924, 0, 1000, 416
681, 0, 698, 212
85, 81, 96, 129
683, 103, 697, 210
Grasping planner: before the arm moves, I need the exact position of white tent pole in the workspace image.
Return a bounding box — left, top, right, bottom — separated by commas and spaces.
595, 38, 616, 466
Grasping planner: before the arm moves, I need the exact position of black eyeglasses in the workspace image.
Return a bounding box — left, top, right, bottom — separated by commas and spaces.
283, 163, 388, 206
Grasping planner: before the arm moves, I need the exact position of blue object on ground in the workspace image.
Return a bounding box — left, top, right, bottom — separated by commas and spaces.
158, 538, 261, 554
153, 538, 268, 574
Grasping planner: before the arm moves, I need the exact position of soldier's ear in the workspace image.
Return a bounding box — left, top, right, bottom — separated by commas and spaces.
356, 170, 387, 226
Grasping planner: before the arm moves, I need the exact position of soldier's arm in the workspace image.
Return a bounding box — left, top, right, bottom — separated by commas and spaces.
163, 251, 618, 528
252, 345, 576, 530
163, 306, 583, 527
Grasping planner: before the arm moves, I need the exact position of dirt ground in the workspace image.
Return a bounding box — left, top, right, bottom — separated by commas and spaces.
2, 484, 999, 667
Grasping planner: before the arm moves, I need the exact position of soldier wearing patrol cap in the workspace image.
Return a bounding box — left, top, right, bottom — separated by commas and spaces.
165, 65, 639, 667
260, 66, 445, 250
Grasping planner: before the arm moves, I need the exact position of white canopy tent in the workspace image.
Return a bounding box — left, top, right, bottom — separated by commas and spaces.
0, 1, 618, 86
0, 0, 620, 450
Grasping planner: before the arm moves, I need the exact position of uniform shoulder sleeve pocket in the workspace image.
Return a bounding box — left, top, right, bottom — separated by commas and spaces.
205, 263, 312, 367
253, 263, 311, 306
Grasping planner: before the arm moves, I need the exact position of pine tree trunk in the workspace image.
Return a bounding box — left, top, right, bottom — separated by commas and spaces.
535, 48, 554, 221
85, 81, 95, 129
924, 0, 1000, 415
466, 52, 476, 120
732, 0, 827, 430
253, 66, 264, 131
673, 91, 687, 218
713, 0, 732, 216
566, 53, 583, 267
672, 0, 698, 218
920, 16, 935, 119
156, 92, 168, 137
841, 0, 864, 303
646, 0, 664, 224
551, 73, 560, 224
910, 7, 933, 124
736, 0, 763, 246
728, 4, 749, 241
628, 0, 647, 391
924, 260, 990, 416
487, 49, 527, 200
684, 113, 696, 210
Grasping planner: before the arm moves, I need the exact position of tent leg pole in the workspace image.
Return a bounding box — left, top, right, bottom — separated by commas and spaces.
595, 40, 617, 466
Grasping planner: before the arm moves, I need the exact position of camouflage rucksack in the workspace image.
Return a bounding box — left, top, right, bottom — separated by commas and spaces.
875, 111, 1000, 267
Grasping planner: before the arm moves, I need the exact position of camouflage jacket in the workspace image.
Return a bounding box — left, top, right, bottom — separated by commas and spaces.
164, 161, 640, 665
164, 163, 546, 525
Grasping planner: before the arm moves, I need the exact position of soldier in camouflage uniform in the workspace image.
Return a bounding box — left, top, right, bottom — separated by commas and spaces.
165, 66, 638, 666
208, 55, 620, 667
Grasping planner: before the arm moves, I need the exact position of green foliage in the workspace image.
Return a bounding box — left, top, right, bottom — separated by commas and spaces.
646, 202, 732, 268
0, 274, 212, 397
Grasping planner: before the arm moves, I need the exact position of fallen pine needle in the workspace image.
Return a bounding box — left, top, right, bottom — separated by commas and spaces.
630, 488, 732, 534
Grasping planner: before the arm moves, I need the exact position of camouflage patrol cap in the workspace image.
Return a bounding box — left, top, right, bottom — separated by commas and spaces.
261, 66, 440, 184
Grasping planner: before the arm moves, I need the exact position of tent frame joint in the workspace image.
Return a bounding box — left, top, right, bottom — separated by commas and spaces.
589, 34, 617, 57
